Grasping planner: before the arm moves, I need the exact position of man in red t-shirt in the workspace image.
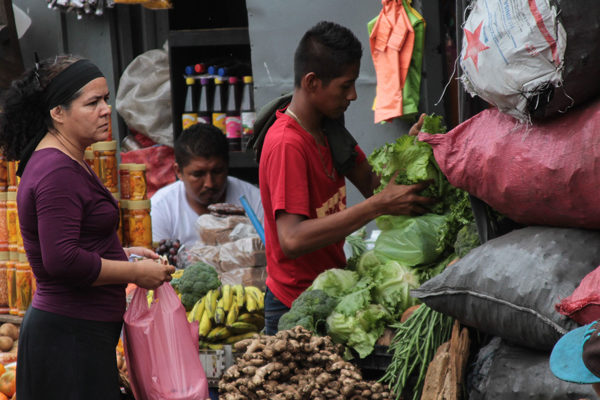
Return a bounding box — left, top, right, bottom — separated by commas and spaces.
259, 21, 434, 334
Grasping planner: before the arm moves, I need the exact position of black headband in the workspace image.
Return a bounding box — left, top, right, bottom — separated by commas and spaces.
17, 59, 104, 177
42, 59, 104, 111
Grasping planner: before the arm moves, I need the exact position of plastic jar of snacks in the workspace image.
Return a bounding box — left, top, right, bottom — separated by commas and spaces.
7, 161, 18, 192
16, 251, 31, 317
84, 147, 95, 172
93, 141, 118, 192
120, 200, 129, 247
129, 164, 147, 200
0, 251, 9, 314
0, 192, 8, 253
118, 163, 133, 200
7, 247, 17, 316
0, 154, 7, 192
128, 199, 152, 248
6, 192, 18, 248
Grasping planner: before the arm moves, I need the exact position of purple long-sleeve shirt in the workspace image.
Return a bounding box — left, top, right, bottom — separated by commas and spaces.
17, 148, 127, 321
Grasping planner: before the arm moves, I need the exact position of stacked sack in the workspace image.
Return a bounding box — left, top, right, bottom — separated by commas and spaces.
411, 1, 600, 397
178, 204, 266, 290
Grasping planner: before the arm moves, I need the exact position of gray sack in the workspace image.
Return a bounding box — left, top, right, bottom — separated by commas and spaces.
412, 226, 600, 351
468, 337, 597, 400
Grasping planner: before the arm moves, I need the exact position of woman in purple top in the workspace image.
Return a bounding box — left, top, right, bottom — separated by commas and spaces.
0, 55, 176, 399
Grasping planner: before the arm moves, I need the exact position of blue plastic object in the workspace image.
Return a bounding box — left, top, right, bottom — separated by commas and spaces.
239, 195, 265, 244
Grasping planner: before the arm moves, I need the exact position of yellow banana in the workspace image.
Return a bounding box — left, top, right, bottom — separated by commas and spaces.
198, 310, 212, 338
245, 286, 265, 310
207, 326, 231, 342
222, 284, 233, 312
225, 331, 258, 344
237, 312, 264, 329
226, 301, 240, 327
187, 297, 203, 323
207, 343, 224, 350
245, 291, 258, 313
193, 297, 206, 322
214, 297, 226, 325
230, 321, 258, 334
232, 284, 245, 308
204, 289, 219, 320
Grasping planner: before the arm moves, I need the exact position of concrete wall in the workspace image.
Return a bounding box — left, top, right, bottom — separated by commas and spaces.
246, 0, 446, 219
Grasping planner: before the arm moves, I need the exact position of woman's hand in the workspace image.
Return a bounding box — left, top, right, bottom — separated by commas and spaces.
124, 247, 159, 260
132, 258, 175, 290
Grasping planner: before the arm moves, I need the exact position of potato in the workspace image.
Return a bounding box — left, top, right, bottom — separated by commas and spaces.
0, 336, 13, 352
0, 324, 18, 341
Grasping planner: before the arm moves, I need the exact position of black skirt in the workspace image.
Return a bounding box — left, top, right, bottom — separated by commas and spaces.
16, 306, 123, 400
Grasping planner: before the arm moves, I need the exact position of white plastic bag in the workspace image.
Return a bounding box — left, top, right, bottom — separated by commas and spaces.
459, 0, 566, 122
116, 42, 173, 146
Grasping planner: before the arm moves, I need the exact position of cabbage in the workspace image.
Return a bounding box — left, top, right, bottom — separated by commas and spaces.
356, 250, 382, 277
371, 261, 420, 316
374, 214, 448, 267
307, 268, 358, 298
326, 304, 390, 358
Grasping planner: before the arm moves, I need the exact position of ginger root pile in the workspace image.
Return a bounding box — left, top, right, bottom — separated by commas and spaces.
219, 326, 393, 400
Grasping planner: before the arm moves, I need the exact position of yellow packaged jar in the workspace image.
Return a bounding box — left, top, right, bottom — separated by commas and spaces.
84, 147, 95, 172
112, 192, 123, 245
118, 163, 133, 200
7, 248, 17, 316
0, 251, 9, 314
0, 192, 8, 253
121, 200, 130, 247
129, 163, 147, 200
16, 251, 31, 317
7, 161, 18, 192
0, 155, 7, 192
93, 141, 118, 192
128, 199, 152, 249
6, 192, 18, 247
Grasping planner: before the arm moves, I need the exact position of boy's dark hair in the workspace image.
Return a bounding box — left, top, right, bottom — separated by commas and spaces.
174, 123, 229, 168
294, 21, 362, 87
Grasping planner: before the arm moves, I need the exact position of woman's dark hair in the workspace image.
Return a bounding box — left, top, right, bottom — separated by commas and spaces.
174, 123, 229, 168
0, 55, 82, 161
294, 21, 363, 88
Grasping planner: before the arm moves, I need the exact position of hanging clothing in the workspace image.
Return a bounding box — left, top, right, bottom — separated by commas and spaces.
369, 0, 415, 123
401, 0, 425, 118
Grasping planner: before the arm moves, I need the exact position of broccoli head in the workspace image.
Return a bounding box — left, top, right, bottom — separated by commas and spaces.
177, 262, 221, 311
277, 289, 337, 335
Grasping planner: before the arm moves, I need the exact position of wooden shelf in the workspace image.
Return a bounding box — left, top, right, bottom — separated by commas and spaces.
168, 28, 250, 48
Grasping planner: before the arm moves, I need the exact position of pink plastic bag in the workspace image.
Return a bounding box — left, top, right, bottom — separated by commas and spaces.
418, 97, 600, 229
123, 283, 209, 400
556, 265, 600, 325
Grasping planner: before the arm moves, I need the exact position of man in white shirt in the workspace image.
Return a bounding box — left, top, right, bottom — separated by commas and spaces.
151, 123, 263, 248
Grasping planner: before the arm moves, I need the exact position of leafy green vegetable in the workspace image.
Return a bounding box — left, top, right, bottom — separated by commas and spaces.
356, 250, 381, 277
421, 113, 446, 134
277, 289, 337, 335
178, 262, 221, 311
308, 268, 358, 298
327, 304, 390, 359
381, 305, 454, 400
370, 261, 420, 316
369, 135, 445, 213
454, 221, 481, 257
374, 214, 448, 267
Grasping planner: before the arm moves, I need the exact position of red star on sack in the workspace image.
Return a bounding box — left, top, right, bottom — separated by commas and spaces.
463, 21, 490, 71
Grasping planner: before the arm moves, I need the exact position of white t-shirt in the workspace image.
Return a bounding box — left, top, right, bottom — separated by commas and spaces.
150, 176, 264, 248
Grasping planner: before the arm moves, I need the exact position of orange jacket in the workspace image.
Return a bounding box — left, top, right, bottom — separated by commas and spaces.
370, 0, 415, 123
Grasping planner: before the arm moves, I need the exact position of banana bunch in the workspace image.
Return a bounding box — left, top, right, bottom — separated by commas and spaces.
187, 284, 265, 349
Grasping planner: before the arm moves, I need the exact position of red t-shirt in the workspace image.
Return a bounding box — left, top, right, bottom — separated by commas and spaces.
259, 110, 366, 307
